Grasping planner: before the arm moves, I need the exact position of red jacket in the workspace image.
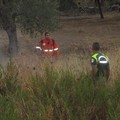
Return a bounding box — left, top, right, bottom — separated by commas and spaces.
37, 38, 59, 57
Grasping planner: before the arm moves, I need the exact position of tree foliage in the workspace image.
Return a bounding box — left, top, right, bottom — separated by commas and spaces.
0, 0, 58, 33
18, 0, 59, 34
59, 0, 77, 11
0, 0, 58, 55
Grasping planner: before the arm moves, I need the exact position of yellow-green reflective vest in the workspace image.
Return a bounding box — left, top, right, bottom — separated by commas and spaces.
92, 52, 109, 64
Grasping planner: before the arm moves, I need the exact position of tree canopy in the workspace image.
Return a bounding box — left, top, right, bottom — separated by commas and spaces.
0, 0, 58, 55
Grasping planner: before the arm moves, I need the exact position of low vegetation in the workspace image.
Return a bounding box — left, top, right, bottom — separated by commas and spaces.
0, 8, 119, 120
0, 49, 120, 120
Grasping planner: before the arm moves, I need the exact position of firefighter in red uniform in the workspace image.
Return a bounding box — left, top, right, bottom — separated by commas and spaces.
37, 32, 59, 57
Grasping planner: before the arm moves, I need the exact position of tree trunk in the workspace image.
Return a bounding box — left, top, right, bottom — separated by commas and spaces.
0, 7, 18, 56
6, 26, 18, 56
97, 0, 104, 19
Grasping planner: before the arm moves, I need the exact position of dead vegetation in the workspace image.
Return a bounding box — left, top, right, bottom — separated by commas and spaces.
0, 13, 120, 80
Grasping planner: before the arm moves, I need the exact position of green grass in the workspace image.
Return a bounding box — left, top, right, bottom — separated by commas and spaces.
0, 60, 120, 120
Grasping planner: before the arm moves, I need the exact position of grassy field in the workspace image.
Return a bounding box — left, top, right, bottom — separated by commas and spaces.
0, 12, 120, 119
11, 12, 120, 81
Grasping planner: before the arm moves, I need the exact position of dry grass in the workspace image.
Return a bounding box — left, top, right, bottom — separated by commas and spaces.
0, 12, 120, 83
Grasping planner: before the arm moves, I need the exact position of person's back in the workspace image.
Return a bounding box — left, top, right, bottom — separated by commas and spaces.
91, 42, 110, 82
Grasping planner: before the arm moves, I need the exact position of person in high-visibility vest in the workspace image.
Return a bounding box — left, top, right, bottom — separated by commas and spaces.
37, 32, 59, 57
91, 42, 110, 83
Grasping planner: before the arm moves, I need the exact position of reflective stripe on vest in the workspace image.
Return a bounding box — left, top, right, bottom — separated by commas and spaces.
44, 49, 53, 52
92, 53, 109, 64
36, 46, 42, 50
54, 48, 58, 51
98, 55, 108, 64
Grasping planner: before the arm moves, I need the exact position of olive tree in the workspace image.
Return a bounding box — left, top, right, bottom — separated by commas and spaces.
0, 0, 58, 56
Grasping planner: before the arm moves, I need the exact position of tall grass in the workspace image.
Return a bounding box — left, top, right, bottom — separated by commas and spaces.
0, 55, 120, 120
